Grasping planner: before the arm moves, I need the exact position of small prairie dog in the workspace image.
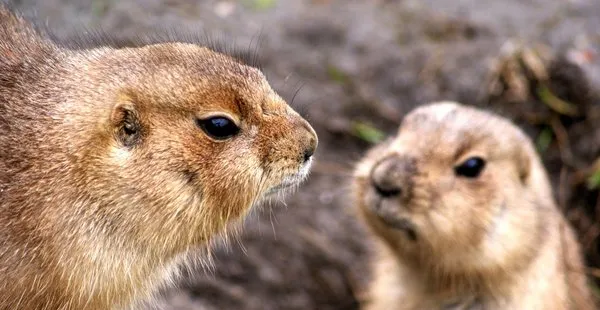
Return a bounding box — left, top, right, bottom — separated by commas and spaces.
0, 5, 317, 310
353, 101, 595, 309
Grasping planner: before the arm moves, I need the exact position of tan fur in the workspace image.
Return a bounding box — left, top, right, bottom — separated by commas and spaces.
353, 101, 595, 309
0, 6, 317, 310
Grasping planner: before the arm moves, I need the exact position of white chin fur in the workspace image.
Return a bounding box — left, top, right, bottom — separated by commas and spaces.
263, 157, 313, 198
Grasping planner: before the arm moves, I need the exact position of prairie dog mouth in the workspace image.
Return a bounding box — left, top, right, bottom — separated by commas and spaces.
372, 199, 417, 241
379, 215, 417, 241
264, 158, 313, 196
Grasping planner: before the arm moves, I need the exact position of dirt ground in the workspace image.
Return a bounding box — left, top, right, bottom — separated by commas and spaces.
10, 0, 600, 309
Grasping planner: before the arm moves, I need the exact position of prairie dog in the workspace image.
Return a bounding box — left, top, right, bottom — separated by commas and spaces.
353, 101, 594, 309
0, 5, 317, 310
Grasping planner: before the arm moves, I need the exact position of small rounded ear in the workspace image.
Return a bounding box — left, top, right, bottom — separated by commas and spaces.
516, 144, 532, 184
110, 101, 143, 148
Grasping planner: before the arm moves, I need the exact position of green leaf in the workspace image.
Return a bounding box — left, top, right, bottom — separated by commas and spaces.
352, 122, 385, 144
327, 65, 349, 84
248, 0, 276, 10
587, 169, 600, 190
91, 0, 111, 16
536, 84, 579, 116
535, 127, 553, 154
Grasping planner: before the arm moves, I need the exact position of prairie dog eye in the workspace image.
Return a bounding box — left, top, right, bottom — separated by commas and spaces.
454, 156, 486, 178
196, 116, 240, 140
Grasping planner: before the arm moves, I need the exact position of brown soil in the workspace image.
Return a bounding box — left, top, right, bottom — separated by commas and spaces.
9, 0, 600, 309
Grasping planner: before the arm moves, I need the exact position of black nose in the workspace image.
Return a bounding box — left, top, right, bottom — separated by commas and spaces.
370, 155, 415, 198
298, 120, 317, 163
303, 146, 315, 162
373, 181, 401, 197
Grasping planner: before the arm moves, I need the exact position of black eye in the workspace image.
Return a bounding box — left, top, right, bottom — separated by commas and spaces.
196, 116, 240, 140
454, 156, 486, 178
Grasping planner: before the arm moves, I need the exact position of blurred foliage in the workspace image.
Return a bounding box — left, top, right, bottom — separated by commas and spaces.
327, 65, 350, 84
537, 84, 579, 116
535, 126, 554, 154
244, 0, 276, 11
351, 121, 385, 144
588, 168, 600, 190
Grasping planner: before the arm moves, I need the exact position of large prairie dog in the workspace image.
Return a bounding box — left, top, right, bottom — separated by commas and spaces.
0, 5, 317, 310
353, 101, 595, 309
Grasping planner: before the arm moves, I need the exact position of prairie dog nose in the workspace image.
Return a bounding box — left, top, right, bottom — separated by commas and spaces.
371, 155, 415, 198
297, 118, 318, 163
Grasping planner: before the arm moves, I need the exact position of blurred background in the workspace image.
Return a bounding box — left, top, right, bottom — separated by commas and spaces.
10, 0, 600, 309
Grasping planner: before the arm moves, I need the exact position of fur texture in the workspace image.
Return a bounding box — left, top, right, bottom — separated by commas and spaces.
353, 101, 594, 309
0, 5, 317, 310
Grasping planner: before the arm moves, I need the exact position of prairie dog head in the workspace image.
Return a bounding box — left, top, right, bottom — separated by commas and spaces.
354, 101, 552, 277
66, 42, 317, 252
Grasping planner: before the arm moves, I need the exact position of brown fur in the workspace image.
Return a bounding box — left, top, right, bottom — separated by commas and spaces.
353, 101, 595, 309
0, 5, 317, 310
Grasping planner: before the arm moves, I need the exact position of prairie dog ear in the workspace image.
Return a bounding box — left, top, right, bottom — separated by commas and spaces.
110, 96, 143, 148
515, 139, 532, 184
